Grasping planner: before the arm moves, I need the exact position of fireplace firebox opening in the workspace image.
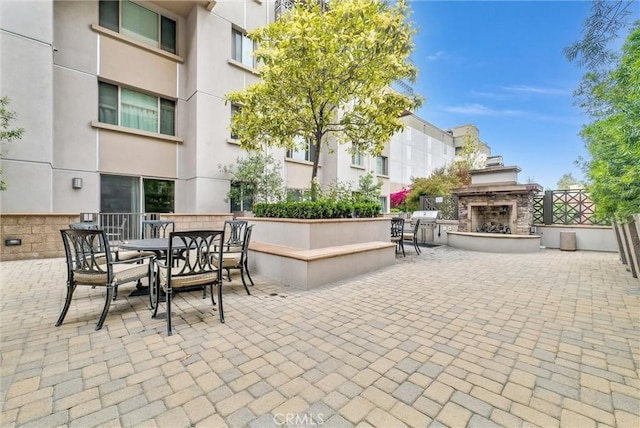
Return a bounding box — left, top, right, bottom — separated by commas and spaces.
468, 202, 517, 235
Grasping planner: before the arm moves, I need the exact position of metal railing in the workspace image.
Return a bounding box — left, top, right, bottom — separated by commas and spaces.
275, 0, 295, 18
390, 79, 415, 97
79, 213, 165, 242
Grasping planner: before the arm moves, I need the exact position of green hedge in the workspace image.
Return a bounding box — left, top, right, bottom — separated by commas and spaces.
253, 201, 381, 219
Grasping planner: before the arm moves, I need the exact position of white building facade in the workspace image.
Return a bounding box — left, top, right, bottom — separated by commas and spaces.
0, 0, 489, 215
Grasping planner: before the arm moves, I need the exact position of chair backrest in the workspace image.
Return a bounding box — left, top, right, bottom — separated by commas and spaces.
223, 220, 248, 250
60, 229, 113, 278
166, 230, 225, 282
390, 218, 404, 238
142, 220, 175, 239
412, 218, 421, 235
240, 225, 254, 262
69, 222, 100, 230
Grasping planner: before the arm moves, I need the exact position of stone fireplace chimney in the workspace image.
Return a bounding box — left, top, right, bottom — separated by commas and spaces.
451, 160, 542, 235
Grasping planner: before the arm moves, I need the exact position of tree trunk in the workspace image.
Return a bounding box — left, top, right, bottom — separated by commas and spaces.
310, 134, 322, 201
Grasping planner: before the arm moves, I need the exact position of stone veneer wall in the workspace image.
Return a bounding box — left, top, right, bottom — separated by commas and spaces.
458, 193, 534, 235
0, 213, 233, 261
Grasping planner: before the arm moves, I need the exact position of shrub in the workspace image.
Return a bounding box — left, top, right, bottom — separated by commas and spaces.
253, 200, 381, 219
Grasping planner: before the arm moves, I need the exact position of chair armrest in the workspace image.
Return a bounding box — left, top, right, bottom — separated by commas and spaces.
154, 258, 170, 270
111, 254, 155, 266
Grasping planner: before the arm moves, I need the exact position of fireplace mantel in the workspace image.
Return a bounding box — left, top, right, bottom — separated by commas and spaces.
451, 182, 542, 196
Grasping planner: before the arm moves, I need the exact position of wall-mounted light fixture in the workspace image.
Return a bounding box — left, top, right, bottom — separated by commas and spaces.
5, 238, 22, 246
72, 178, 83, 189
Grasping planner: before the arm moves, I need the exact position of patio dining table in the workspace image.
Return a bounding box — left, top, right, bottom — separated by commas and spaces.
118, 238, 188, 299
119, 237, 187, 260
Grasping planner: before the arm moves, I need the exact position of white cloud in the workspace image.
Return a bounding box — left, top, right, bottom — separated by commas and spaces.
501, 85, 569, 96
443, 103, 523, 116
469, 90, 508, 100
425, 50, 447, 61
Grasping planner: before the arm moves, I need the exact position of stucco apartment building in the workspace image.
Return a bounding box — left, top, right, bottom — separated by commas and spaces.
0, 0, 489, 215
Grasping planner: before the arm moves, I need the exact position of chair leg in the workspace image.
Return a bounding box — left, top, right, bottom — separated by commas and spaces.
166, 288, 173, 336
209, 283, 216, 306
244, 261, 255, 286
149, 269, 156, 310
225, 268, 232, 282
96, 285, 114, 330
400, 240, 405, 257
414, 238, 421, 255
113, 284, 119, 301
55, 283, 77, 327
218, 280, 224, 323
240, 269, 251, 295
151, 282, 161, 319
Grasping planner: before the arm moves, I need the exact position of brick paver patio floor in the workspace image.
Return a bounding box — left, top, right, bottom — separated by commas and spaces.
1, 247, 638, 427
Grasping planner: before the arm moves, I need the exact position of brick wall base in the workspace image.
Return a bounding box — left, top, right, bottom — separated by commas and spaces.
0, 214, 233, 261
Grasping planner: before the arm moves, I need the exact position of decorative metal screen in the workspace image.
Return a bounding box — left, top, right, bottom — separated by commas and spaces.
420, 195, 458, 220
538, 190, 609, 226
532, 195, 544, 224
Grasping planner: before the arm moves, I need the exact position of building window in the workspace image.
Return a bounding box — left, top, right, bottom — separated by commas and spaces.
232, 28, 255, 68
99, 0, 176, 54
98, 82, 175, 136
230, 104, 241, 139
379, 196, 388, 213
143, 178, 175, 213
101, 174, 174, 214
287, 189, 308, 202
351, 144, 364, 166
376, 156, 388, 175
286, 137, 316, 162
230, 182, 253, 212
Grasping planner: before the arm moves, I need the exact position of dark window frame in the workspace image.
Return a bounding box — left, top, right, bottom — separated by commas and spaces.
98, 81, 176, 136
99, 0, 177, 54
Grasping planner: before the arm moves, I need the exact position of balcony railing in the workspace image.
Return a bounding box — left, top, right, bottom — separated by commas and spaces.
390, 79, 414, 97
275, 0, 296, 18
79, 213, 165, 242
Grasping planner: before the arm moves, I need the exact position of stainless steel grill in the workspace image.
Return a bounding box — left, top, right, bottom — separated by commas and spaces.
410, 210, 440, 243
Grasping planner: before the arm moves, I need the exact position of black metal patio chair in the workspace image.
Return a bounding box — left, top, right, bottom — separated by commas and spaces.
57, 229, 154, 330
152, 230, 226, 335
213, 224, 254, 295
141, 220, 175, 239
390, 217, 405, 257
403, 218, 421, 255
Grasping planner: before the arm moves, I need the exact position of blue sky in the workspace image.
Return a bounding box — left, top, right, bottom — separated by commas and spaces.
407, 0, 607, 190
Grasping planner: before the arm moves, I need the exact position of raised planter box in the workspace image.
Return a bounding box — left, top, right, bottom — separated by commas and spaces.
249, 241, 396, 290
447, 231, 541, 253
246, 217, 396, 289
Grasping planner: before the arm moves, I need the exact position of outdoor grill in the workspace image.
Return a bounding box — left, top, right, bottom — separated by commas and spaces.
410, 210, 440, 243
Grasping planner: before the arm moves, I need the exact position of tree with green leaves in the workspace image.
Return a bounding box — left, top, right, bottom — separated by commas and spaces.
226, 0, 422, 200
578, 23, 640, 221
219, 152, 285, 209
0, 96, 25, 191
556, 172, 583, 190
353, 172, 383, 204
457, 130, 486, 171
564, 0, 636, 71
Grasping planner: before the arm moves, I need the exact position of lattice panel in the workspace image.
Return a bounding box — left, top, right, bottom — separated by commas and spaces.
420, 195, 458, 220
532, 195, 544, 224
550, 190, 608, 225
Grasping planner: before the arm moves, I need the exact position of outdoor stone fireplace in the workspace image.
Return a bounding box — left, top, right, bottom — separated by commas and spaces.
451, 161, 542, 236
